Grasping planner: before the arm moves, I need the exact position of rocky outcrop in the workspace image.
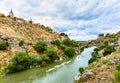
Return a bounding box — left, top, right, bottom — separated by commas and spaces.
79, 71, 94, 82
0, 32, 26, 52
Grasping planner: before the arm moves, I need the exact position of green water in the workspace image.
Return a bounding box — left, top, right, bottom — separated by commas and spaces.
2, 47, 95, 83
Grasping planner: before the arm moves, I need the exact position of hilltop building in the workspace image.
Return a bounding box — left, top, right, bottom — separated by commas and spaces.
9, 9, 14, 18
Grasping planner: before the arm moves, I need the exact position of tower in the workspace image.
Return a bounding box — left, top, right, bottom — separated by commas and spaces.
9, 9, 14, 18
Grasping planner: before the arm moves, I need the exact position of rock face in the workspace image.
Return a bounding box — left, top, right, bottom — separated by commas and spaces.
79, 71, 93, 82
0, 32, 26, 52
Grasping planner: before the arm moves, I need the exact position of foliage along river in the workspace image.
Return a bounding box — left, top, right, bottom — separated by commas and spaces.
2, 47, 95, 83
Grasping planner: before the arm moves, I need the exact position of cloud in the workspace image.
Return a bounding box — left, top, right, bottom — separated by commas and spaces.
0, 0, 120, 41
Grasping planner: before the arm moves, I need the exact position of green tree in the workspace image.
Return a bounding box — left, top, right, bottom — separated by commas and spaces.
115, 63, 120, 83
114, 70, 120, 83
64, 47, 76, 57
60, 33, 68, 37
103, 46, 116, 56
98, 33, 104, 37
51, 40, 61, 46
19, 40, 24, 46
45, 48, 58, 62
79, 67, 84, 74
8, 52, 32, 72
0, 42, 8, 50
33, 41, 47, 53
63, 39, 71, 46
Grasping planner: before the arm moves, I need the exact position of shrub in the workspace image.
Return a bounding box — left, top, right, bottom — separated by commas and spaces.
114, 70, 120, 83
19, 40, 24, 46
45, 48, 58, 62
103, 46, 116, 56
63, 39, 79, 47
41, 61, 47, 67
59, 45, 66, 51
33, 41, 47, 53
88, 57, 97, 64
60, 33, 68, 37
63, 39, 71, 46
0, 42, 8, 50
64, 47, 76, 57
8, 52, 32, 72
116, 63, 120, 71
51, 40, 61, 46
29, 19, 33, 24
79, 67, 84, 74
36, 57, 43, 64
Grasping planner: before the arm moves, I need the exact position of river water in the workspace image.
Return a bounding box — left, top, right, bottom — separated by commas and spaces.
2, 47, 95, 83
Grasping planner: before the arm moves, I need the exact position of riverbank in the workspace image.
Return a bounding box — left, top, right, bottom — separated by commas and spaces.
2, 47, 95, 83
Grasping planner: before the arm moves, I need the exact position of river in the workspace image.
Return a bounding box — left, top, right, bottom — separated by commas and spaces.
2, 47, 95, 83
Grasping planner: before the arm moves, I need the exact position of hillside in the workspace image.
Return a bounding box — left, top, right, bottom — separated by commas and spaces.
0, 13, 79, 75
77, 32, 120, 83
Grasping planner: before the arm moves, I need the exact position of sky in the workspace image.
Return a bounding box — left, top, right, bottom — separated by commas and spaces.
0, 0, 120, 41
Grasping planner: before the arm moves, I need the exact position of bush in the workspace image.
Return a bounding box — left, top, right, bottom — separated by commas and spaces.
114, 70, 120, 83
64, 47, 76, 57
88, 50, 100, 64
63, 39, 79, 47
103, 46, 116, 56
79, 67, 84, 74
45, 48, 58, 62
116, 63, 120, 71
51, 40, 61, 46
0, 42, 8, 50
41, 61, 47, 67
63, 39, 72, 46
8, 52, 32, 72
19, 40, 24, 46
33, 41, 47, 53
60, 33, 68, 37
88, 57, 98, 64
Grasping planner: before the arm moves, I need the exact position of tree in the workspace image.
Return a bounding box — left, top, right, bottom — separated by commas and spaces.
63, 39, 71, 46
64, 47, 76, 57
51, 40, 61, 46
33, 41, 47, 53
103, 46, 116, 56
8, 52, 32, 72
98, 34, 104, 37
0, 42, 8, 50
114, 63, 120, 83
79, 67, 84, 74
45, 48, 58, 62
19, 40, 24, 46
60, 33, 68, 37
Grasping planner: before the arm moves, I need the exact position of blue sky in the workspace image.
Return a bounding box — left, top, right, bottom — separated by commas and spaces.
0, 0, 120, 41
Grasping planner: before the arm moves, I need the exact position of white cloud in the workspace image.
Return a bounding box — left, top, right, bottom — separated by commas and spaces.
0, 0, 120, 41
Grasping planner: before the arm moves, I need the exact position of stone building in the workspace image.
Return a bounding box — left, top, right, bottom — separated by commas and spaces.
9, 9, 14, 19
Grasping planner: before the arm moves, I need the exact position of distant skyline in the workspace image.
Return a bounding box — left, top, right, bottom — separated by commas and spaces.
0, 0, 120, 41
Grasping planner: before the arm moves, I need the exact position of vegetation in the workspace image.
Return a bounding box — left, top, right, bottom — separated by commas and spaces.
45, 26, 53, 33
63, 39, 79, 47
29, 19, 33, 24
51, 40, 61, 46
60, 33, 68, 37
64, 47, 76, 57
8, 52, 32, 72
103, 46, 116, 56
88, 50, 100, 64
33, 41, 47, 53
98, 33, 104, 37
79, 67, 84, 74
0, 41, 8, 50
45, 48, 58, 62
19, 40, 24, 46
114, 63, 120, 83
